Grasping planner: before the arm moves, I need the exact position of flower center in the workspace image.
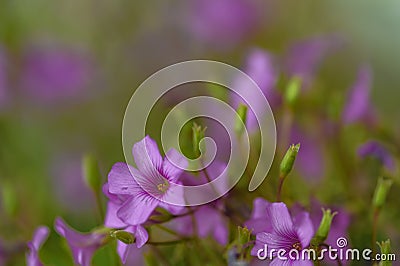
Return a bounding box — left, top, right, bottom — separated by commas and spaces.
292, 242, 302, 251
157, 180, 169, 193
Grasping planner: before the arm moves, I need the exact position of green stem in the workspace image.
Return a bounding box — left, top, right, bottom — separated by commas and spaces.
277, 175, 285, 202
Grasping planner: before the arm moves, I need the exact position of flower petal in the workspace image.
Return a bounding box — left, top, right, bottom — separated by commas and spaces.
162, 149, 187, 182
132, 136, 163, 179
134, 225, 149, 248
117, 195, 158, 225
267, 203, 294, 237
104, 201, 127, 228
108, 163, 141, 195
293, 212, 314, 249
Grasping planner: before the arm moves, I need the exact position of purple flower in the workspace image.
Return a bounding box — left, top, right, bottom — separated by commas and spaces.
172, 162, 229, 245
232, 48, 279, 130
26, 226, 50, 266
358, 140, 395, 170
342, 66, 374, 124
251, 202, 314, 265
20, 43, 92, 104
54, 218, 106, 266
103, 183, 149, 264
107, 136, 187, 226
244, 197, 272, 234
290, 126, 325, 182
285, 36, 342, 89
187, 0, 262, 49
50, 154, 95, 213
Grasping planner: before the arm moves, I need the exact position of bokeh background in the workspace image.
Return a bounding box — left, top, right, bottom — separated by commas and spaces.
1, 0, 399, 265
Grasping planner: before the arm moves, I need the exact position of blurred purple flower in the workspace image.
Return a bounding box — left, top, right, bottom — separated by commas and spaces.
244, 197, 272, 234
50, 155, 95, 214
285, 36, 342, 89
173, 162, 229, 245
232, 48, 279, 130
54, 218, 105, 266
107, 136, 187, 225
290, 126, 325, 182
187, 0, 262, 49
103, 183, 148, 264
358, 140, 395, 170
26, 226, 50, 266
20, 43, 92, 104
342, 66, 373, 124
251, 202, 314, 265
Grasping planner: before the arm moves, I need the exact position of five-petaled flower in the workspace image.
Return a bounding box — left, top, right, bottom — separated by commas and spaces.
107, 136, 187, 225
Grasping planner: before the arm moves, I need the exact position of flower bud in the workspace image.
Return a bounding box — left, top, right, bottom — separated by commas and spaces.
279, 144, 300, 178
377, 239, 392, 266
82, 154, 102, 192
237, 226, 251, 246
311, 208, 337, 246
234, 103, 248, 136
111, 230, 135, 245
372, 177, 392, 209
192, 122, 207, 158
285, 76, 301, 106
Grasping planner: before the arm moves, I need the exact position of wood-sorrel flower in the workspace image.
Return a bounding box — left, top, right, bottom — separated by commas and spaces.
26, 226, 49, 266
251, 202, 314, 265
107, 136, 187, 225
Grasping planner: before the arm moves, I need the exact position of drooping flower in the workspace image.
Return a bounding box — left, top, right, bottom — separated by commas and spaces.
358, 140, 395, 170
107, 136, 187, 226
251, 202, 314, 265
285, 36, 342, 89
232, 48, 279, 131
342, 66, 374, 124
54, 218, 106, 266
186, 0, 262, 49
244, 197, 272, 234
20, 42, 92, 104
26, 226, 50, 266
103, 183, 149, 264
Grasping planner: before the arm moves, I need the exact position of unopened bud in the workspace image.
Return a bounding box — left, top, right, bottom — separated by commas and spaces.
311, 209, 337, 246
279, 144, 300, 178
237, 226, 251, 246
82, 154, 102, 192
285, 76, 301, 105
111, 230, 135, 244
377, 239, 392, 266
192, 122, 207, 158
372, 177, 392, 209
235, 104, 248, 136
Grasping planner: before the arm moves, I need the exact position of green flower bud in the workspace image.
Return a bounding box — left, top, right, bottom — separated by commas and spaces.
237, 226, 251, 246
372, 177, 392, 209
111, 230, 135, 244
192, 122, 207, 158
285, 76, 302, 105
235, 103, 248, 136
279, 143, 300, 178
377, 239, 392, 266
82, 154, 102, 192
311, 208, 337, 246
149, 207, 173, 223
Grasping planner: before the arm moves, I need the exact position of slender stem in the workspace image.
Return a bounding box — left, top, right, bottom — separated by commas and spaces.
372, 208, 380, 257
277, 176, 285, 202
155, 224, 182, 237
320, 243, 342, 266
147, 238, 192, 246
202, 162, 220, 197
